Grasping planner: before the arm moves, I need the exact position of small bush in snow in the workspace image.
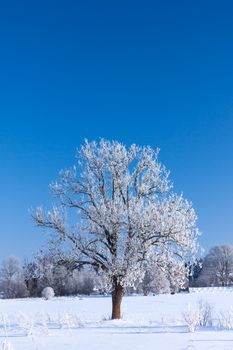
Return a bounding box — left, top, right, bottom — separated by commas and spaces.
41, 287, 55, 300
218, 307, 233, 330
183, 300, 214, 332
1, 340, 14, 350
16, 313, 34, 336
182, 304, 200, 332
198, 299, 213, 327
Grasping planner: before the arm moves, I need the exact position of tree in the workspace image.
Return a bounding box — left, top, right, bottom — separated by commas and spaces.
198, 245, 233, 286
0, 257, 28, 298
72, 268, 99, 294
23, 260, 39, 296
188, 259, 203, 287
31, 248, 72, 296
33, 139, 200, 319
137, 263, 170, 296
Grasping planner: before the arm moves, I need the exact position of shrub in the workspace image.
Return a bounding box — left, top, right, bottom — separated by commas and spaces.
218, 307, 233, 330
182, 300, 214, 332
41, 287, 55, 300
198, 299, 213, 326
1, 340, 14, 350
182, 304, 200, 332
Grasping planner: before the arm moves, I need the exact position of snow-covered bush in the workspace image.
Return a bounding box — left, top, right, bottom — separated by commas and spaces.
16, 312, 34, 336
57, 312, 77, 329
41, 287, 54, 300
34, 312, 49, 335
182, 304, 200, 332
1, 340, 14, 350
198, 299, 213, 326
183, 300, 214, 332
218, 307, 233, 330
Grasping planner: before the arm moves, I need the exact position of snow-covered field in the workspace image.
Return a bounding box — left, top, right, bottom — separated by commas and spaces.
1, 289, 233, 350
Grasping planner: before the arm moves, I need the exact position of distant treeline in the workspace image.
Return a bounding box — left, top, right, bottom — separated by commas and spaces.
0, 244, 232, 299
189, 244, 233, 288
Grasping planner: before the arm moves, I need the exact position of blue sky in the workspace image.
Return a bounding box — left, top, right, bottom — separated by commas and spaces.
0, 0, 233, 260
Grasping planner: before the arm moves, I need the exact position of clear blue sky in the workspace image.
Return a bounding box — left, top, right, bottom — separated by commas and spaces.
0, 0, 232, 260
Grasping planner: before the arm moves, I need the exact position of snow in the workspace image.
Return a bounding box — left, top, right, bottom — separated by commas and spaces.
1, 289, 233, 349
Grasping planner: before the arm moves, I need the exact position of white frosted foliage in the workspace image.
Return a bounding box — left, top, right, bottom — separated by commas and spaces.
41, 287, 55, 300
34, 139, 200, 293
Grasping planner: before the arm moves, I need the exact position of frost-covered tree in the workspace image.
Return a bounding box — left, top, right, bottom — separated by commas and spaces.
198, 245, 233, 286
23, 261, 39, 297
31, 248, 72, 295
23, 246, 100, 296
137, 263, 170, 295
72, 268, 99, 294
33, 139, 200, 319
0, 257, 28, 298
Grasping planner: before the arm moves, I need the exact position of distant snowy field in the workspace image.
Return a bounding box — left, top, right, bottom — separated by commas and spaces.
1, 288, 233, 350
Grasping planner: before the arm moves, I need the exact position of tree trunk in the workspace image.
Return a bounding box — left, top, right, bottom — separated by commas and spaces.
111, 282, 124, 319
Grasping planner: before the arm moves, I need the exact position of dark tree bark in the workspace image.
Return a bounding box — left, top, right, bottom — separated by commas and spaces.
111, 281, 124, 319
